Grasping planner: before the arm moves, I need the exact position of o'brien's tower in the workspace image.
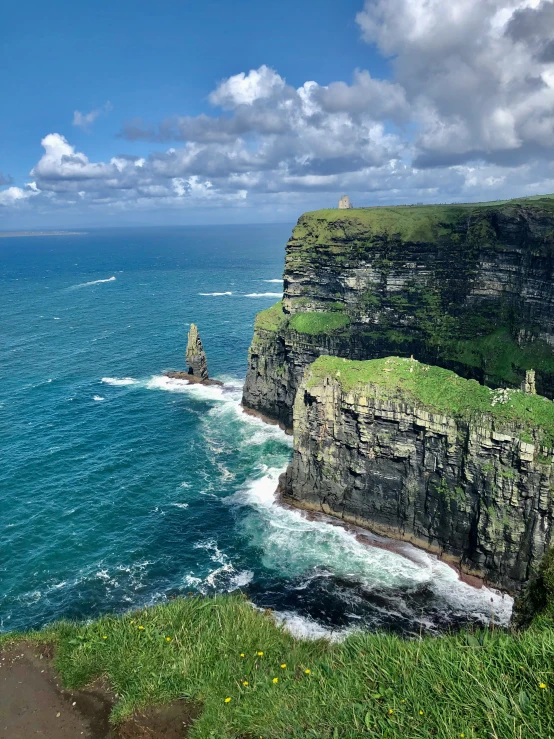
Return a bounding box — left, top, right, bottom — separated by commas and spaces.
338, 195, 353, 209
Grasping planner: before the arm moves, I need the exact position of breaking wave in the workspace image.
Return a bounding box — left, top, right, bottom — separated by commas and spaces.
244, 292, 282, 298
101, 377, 139, 386
198, 291, 233, 296
69, 276, 116, 289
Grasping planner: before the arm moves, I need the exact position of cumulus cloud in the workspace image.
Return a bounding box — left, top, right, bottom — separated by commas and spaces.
72, 101, 113, 131
3, 2, 554, 220
356, 0, 554, 167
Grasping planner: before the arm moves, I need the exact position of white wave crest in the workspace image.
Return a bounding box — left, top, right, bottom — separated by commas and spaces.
69, 276, 116, 289
263, 279, 283, 283
146, 375, 239, 404
93, 395, 105, 401
199, 291, 232, 296
101, 377, 138, 386
272, 610, 352, 641
171, 502, 189, 509
229, 468, 512, 628
244, 292, 282, 297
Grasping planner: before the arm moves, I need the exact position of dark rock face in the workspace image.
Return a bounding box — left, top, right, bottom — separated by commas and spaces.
281, 366, 554, 592
243, 199, 554, 427
186, 324, 209, 380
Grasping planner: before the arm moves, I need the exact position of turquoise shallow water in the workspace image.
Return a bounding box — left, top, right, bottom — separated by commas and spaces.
1, 226, 512, 637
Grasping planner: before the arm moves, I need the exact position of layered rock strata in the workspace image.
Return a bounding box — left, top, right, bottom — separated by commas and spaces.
280, 356, 554, 591
243, 196, 554, 428
164, 323, 222, 386
186, 323, 209, 380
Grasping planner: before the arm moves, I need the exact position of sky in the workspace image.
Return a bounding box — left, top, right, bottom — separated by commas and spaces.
1, 0, 554, 228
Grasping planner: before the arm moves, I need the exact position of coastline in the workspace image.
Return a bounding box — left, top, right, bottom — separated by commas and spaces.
276, 478, 502, 595
0, 231, 86, 238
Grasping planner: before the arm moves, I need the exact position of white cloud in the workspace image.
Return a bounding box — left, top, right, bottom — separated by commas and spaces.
208, 65, 287, 109
356, 0, 554, 166
0, 185, 38, 206
72, 101, 113, 131
2, 2, 554, 221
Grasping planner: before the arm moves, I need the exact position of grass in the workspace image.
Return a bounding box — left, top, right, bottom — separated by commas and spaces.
254, 301, 287, 332
253, 304, 350, 337
2, 593, 554, 738
293, 195, 554, 245
451, 331, 554, 384
307, 356, 554, 447
289, 312, 350, 336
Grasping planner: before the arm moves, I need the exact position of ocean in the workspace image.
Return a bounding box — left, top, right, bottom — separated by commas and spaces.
0, 225, 512, 637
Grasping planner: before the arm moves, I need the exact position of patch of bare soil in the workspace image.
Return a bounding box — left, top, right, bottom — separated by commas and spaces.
0, 642, 199, 739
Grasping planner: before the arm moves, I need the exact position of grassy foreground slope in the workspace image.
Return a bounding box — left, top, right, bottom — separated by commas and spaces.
2, 593, 554, 739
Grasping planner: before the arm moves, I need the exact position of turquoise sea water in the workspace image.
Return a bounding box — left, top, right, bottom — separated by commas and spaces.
1, 226, 512, 637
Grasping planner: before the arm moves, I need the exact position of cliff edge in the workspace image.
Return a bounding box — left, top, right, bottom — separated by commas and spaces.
243, 195, 554, 428
281, 355, 554, 591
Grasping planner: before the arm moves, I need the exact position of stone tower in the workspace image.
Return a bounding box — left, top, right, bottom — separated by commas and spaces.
186, 324, 209, 380
338, 195, 353, 209
522, 369, 536, 395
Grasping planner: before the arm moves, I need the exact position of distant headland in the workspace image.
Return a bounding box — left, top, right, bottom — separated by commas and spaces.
0, 231, 86, 238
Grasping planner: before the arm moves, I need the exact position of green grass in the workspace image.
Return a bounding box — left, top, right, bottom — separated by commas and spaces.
289, 312, 350, 335
291, 194, 554, 245
451, 331, 554, 383
254, 304, 350, 337
307, 356, 554, 446
3, 593, 554, 738
254, 301, 287, 332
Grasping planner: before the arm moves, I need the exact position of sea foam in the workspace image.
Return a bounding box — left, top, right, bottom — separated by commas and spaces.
101, 377, 138, 386
244, 292, 282, 297
69, 276, 116, 289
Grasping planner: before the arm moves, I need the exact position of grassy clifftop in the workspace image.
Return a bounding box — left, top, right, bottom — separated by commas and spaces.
293, 194, 554, 245
308, 355, 554, 447
3, 592, 554, 738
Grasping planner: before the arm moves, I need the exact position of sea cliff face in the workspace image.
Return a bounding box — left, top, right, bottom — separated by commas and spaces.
243, 197, 554, 428
280, 356, 554, 592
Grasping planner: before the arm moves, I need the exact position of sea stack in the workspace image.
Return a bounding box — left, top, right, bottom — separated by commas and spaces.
186, 323, 209, 380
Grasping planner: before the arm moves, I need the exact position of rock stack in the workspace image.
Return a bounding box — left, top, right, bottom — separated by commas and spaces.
186, 323, 209, 380
164, 323, 222, 386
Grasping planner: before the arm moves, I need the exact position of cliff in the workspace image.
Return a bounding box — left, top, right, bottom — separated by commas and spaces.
243, 196, 554, 428
280, 356, 554, 591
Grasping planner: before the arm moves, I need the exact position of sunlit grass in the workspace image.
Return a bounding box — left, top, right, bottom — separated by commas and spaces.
3, 593, 554, 738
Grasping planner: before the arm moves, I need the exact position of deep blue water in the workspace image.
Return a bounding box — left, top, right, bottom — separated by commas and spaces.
1, 226, 511, 637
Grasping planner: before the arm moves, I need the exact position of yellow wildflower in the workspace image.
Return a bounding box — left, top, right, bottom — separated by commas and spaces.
460, 734, 465, 738
419, 710, 424, 715
102, 636, 107, 640
224, 697, 232, 703
243, 681, 248, 686
280, 663, 287, 669
539, 683, 547, 689
401, 700, 405, 704
304, 669, 311, 674
388, 709, 394, 715
165, 637, 171, 642
257, 651, 264, 656
240, 653, 245, 658
272, 677, 279, 684
138, 625, 145, 630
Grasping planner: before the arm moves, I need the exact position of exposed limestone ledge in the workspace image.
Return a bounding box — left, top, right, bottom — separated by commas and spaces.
281, 356, 554, 592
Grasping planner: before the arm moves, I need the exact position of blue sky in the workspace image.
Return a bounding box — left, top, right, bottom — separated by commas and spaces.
2, 0, 554, 227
